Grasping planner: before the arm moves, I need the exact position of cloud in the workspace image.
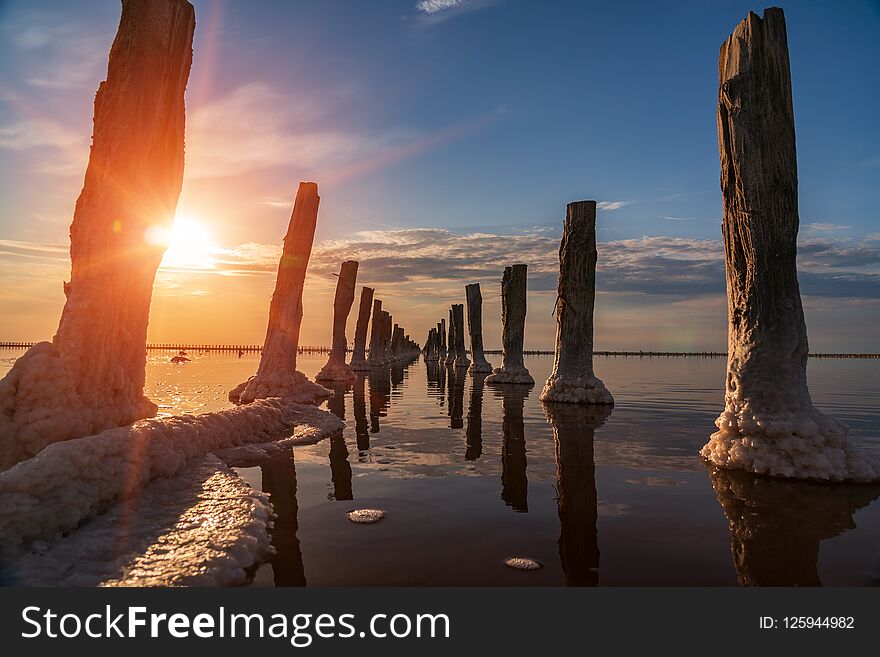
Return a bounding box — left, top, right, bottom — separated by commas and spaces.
0, 239, 68, 261
184, 82, 397, 179
414, 0, 500, 25
417, 0, 467, 14
1, 9, 110, 89
659, 215, 697, 222
596, 201, 632, 211
804, 222, 852, 233
0, 115, 88, 175
209, 228, 880, 300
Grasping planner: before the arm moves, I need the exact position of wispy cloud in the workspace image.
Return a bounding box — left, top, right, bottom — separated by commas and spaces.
659, 215, 697, 222
414, 0, 500, 26
596, 201, 633, 211
804, 222, 851, 233
0, 114, 88, 175
184, 82, 397, 179
1, 9, 110, 89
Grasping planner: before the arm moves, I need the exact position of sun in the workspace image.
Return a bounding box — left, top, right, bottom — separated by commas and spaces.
146, 215, 219, 270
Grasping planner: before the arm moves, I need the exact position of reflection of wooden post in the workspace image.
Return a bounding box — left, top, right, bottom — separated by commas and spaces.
350, 286, 374, 370
230, 182, 331, 405
500, 386, 530, 511
465, 284, 492, 374
317, 261, 359, 382
701, 8, 875, 482
0, 0, 195, 468
544, 403, 612, 586
352, 374, 369, 453
465, 372, 488, 460
541, 201, 612, 404
448, 365, 465, 429
487, 265, 534, 385
328, 434, 353, 501
707, 466, 879, 586
261, 448, 306, 586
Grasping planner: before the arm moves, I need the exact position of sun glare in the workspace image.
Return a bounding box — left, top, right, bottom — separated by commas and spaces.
146, 216, 219, 270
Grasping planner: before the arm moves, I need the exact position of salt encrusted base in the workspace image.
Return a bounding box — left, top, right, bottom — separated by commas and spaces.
0, 399, 343, 555
539, 374, 614, 405
454, 357, 471, 369
349, 358, 370, 371
486, 366, 534, 385
9, 455, 274, 587
468, 361, 493, 374
702, 405, 880, 482
229, 370, 332, 405
315, 361, 357, 383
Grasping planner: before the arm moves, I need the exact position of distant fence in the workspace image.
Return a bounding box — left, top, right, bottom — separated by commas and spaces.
2, 342, 878, 359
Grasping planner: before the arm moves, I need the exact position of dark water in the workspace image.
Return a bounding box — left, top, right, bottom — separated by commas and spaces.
4, 349, 876, 586
228, 355, 880, 587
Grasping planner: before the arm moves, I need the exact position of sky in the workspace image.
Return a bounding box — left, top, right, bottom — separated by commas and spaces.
0, 0, 878, 351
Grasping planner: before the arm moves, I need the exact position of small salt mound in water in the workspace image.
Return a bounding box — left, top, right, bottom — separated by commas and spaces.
505, 557, 542, 570
347, 509, 385, 524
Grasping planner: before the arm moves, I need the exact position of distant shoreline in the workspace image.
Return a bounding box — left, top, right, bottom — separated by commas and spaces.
1, 342, 878, 359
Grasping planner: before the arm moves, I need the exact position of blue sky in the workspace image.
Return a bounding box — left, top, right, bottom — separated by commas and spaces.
0, 0, 878, 350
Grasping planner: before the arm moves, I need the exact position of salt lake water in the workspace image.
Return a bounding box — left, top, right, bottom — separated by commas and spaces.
2, 349, 879, 586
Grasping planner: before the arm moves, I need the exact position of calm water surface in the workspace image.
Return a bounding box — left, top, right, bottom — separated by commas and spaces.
2, 349, 879, 586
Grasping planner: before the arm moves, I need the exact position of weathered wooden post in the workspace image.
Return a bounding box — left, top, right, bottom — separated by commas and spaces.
486, 264, 534, 384
452, 304, 470, 368
0, 0, 196, 469
465, 283, 492, 374
229, 182, 331, 405
366, 299, 383, 367
540, 201, 613, 404
701, 8, 877, 482
349, 286, 374, 371
317, 260, 359, 383
444, 309, 457, 365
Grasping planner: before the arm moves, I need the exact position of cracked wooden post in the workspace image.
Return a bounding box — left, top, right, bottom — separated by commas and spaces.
540, 201, 613, 404
316, 260, 359, 383
452, 304, 470, 369
349, 286, 374, 371
439, 319, 447, 359
0, 0, 195, 470
366, 299, 383, 367
465, 283, 492, 374
701, 7, 877, 482
229, 182, 331, 405
486, 264, 534, 385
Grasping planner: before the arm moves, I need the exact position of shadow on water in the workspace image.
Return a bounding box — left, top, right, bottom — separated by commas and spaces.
544, 402, 613, 587
496, 384, 533, 513
707, 465, 880, 586
465, 372, 488, 460
260, 447, 306, 587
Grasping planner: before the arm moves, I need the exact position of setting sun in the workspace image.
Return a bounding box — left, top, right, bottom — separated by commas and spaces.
146, 216, 219, 270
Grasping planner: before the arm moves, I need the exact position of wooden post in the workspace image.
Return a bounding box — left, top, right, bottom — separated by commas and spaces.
465, 283, 492, 374
486, 264, 534, 384
0, 0, 195, 469
701, 8, 877, 482
540, 200, 613, 404
349, 286, 374, 370
316, 260, 359, 382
